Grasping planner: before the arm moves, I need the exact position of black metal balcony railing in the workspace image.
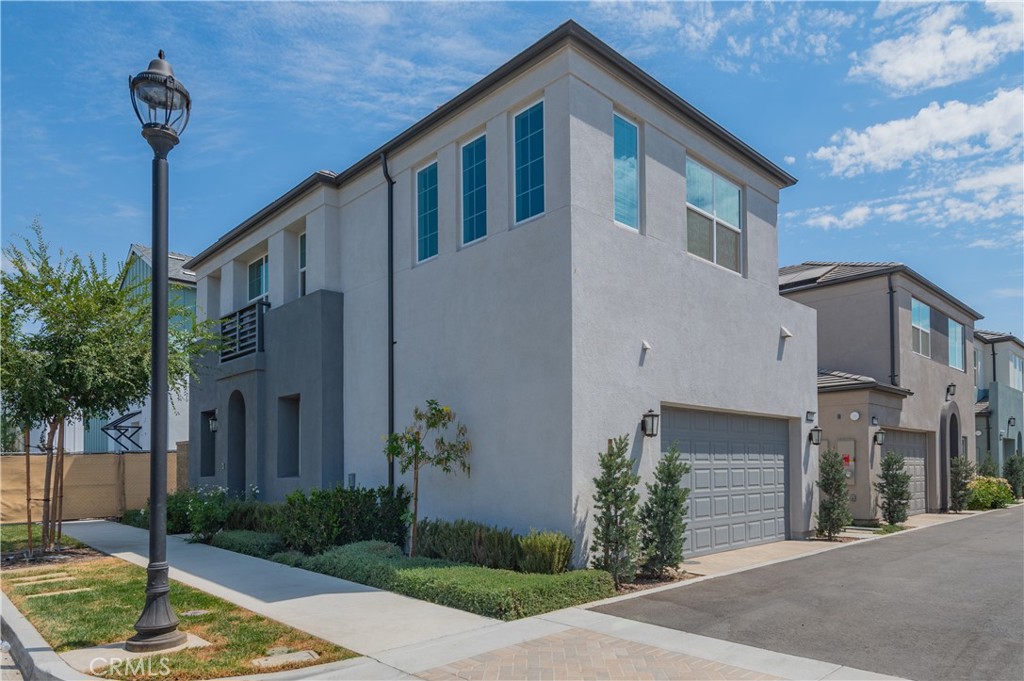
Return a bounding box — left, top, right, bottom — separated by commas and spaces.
220, 300, 269, 362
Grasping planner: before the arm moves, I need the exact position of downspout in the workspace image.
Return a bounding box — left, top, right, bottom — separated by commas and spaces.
988, 341, 998, 457
887, 273, 898, 386
381, 153, 396, 490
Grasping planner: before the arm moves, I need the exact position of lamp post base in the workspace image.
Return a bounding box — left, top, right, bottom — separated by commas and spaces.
126, 562, 187, 653
126, 628, 188, 653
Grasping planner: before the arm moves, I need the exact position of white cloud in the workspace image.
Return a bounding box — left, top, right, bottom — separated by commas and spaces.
992, 287, 1024, 298
850, 3, 1024, 94
805, 205, 873, 230
588, 1, 681, 35
784, 155, 796, 165
810, 88, 1023, 177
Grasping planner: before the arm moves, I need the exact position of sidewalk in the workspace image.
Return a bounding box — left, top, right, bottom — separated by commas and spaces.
6, 519, 909, 680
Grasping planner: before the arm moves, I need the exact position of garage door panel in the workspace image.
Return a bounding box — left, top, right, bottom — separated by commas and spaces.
665, 407, 789, 557
886, 430, 927, 516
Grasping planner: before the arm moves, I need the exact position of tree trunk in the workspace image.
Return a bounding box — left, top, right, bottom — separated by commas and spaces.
54, 420, 66, 548
411, 453, 420, 556
24, 428, 33, 559
40, 418, 57, 551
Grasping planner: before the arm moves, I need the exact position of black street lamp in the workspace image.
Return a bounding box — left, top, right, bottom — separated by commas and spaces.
126, 50, 190, 653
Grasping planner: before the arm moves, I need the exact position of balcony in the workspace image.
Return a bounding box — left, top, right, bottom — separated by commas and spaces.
220, 301, 269, 362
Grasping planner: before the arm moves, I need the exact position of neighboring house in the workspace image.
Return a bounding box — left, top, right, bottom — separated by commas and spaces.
187, 21, 820, 560
974, 330, 1024, 472
28, 244, 196, 453
780, 262, 981, 522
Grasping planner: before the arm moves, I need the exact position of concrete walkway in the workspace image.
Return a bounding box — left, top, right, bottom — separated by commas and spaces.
37, 520, 907, 680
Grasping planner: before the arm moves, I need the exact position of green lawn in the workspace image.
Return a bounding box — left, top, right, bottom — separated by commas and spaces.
0, 523, 84, 553
2, 557, 356, 680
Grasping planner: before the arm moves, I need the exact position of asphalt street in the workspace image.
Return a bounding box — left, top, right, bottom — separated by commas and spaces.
594, 506, 1024, 681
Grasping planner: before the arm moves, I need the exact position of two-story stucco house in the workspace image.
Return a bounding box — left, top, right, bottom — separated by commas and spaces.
780, 262, 981, 522
187, 21, 820, 560
974, 330, 1024, 472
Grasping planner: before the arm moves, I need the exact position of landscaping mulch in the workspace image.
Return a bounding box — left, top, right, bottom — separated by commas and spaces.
1, 544, 105, 571
809, 536, 862, 543
616, 568, 699, 594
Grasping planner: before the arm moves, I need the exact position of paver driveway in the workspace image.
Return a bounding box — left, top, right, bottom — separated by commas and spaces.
594, 506, 1024, 681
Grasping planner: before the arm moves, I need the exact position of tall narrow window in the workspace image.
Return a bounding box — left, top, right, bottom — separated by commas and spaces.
417, 162, 438, 262
277, 395, 300, 478
247, 254, 268, 302
298, 233, 307, 296
686, 158, 742, 273
911, 298, 931, 357
1011, 354, 1024, 391
462, 135, 487, 245
975, 348, 983, 388
613, 114, 638, 228
948, 320, 965, 370
514, 101, 544, 222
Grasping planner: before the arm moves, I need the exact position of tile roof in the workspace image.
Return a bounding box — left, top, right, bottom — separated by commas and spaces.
129, 244, 196, 285
817, 369, 913, 396
975, 400, 990, 415
975, 329, 1024, 347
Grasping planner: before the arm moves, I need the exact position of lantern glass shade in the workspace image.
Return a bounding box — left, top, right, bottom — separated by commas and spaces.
946, 382, 956, 398
808, 426, 823, 446
208, 417, 218, 433
641, 410, 660, 438
130, 51, 191, 137
1010, 417, 1017, 428
874, 429, 886, 446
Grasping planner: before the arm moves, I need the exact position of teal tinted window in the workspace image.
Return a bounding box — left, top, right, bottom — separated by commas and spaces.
685, 158, 742, 273
248, 255, 267, 301
948, 319, 964, 370
911, 298, 931, 356
462, 136, 487, 244
613, 114, 638, 228
417, 163, 439, 261
514, 102, 544, 222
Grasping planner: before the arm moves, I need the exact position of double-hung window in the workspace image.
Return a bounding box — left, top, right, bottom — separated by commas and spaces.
686, 158, 742, 273
911, 298, 930, 357
948, 320, 965, 370
462, 135, 487, 245
417, 162, 439, 262
1011, 354, 1024, 391
298, 233, 307, 296
514, 101, 544, 222
613, 114, 639, 229
248, 254, 268, 302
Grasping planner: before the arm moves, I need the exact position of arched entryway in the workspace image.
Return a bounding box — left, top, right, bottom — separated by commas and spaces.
227, 390, 246, 496
939, 402, 962, 511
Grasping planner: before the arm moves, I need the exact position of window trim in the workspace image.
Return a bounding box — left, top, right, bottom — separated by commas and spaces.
685, 155, 744, 275
247, 254, 269, 303
298, 232, 307, 297
948, 319, 965, 371
613, 112, 640, 230
459, 133, 488, 248
513, 98, 545, 226
910, 298, 931, 358
415, 160, 440, 264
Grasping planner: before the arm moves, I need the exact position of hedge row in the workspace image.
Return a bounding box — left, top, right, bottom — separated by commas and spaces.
210, 530, 285, 558
417, 519, 574, 574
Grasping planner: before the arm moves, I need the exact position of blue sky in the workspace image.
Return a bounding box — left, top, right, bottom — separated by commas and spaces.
2, 1, 1022, 336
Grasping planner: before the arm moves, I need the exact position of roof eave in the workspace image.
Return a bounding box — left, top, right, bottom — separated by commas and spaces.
818, 383, 914, 398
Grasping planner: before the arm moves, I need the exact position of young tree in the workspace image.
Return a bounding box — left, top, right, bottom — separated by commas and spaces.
949, 455, 976, 512
639, 443, 690, 577
1, 222, 210, 551
815, 448, 852, 540
590, 435, 641, 587
977, 455, 998, 478
874, 452, 911, 526
384, 399, 471, 556
1002, 454, 1024, 499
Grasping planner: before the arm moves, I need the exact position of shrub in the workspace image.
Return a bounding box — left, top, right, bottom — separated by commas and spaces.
977, 455, 998, 478
949, 456, 976, 512
1002, 455, 1024, 499
211, 530, 285, 559
166, 489, 197, 534
416, 519, 520, 570
590, 435, 641, 586
874, 452, 911, 526
301, 541, 614, 620
518, 530, 573, 575
967, 476, 1014, 510
187, 486, 232, 542
225, 500, 283, 533
640, 444, 690, 576
277, 485, 411, 554
121, 508, 148, 530
270, 550, 308, 568
816, 449, 852, 540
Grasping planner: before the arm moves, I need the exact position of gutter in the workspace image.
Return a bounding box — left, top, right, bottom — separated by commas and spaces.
887, 273, 898, 387
381, 153, 396, 490
988, 340, 997, 456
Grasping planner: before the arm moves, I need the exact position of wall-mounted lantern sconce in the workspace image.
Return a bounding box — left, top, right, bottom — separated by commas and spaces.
874, 429, 887, 447
208, 414, 218, 433
946, 382, 956, 400
1009, 416, 1017, 431
806, 411, 816, 423
808, 426, 823, 446
870, 416, 879, 427
641, 409, 660, 438
780, 326, 793, 339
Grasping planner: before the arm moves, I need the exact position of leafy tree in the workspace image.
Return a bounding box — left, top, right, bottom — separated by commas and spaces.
384, 399, 471, 556
874, 452, 911, 526
816, 448, 852, 540
977, 455, 998, 478
949, 455, 976, 512
1, 221, 211, 551
1002, 454, 1024, 499
590, 435, 641, 587
639, 443, 690, 577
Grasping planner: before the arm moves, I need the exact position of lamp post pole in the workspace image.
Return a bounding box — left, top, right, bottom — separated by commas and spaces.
127, 51, 191, 653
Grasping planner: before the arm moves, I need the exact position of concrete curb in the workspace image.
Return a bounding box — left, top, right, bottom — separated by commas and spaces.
1, 592, 94, 681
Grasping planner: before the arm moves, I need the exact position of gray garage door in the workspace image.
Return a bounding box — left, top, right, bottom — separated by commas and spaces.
885, 430, 927, 515
661, 407, 788, 557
